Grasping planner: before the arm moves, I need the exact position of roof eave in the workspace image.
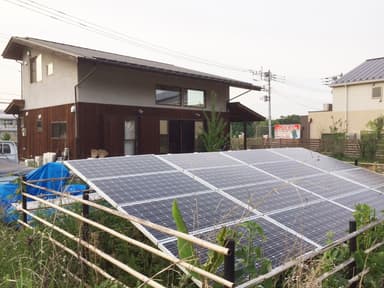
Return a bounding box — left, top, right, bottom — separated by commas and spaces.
2, 37, 79, 60
228, 102, 265, 122
4, 99, 25, 114
330, 78, 384, 87
82, 57, 261, 91
3, 36, 261, 90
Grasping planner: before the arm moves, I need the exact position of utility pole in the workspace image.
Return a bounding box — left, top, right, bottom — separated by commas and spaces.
265, 70, 272, 140
250, 68, 284, 145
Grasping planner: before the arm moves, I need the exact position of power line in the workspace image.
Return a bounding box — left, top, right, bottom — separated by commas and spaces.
321, 73, 343, 86
2, 0, 253, 73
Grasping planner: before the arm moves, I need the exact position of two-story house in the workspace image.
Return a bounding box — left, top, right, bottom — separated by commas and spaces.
2, 37, 264, 159
309, 57, 384, 139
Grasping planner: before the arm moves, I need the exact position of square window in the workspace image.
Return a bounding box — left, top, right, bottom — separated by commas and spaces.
372, 86, 382, 99
155, 86, 181, 106
51, 122, 67, 139
184, 89, 205, 107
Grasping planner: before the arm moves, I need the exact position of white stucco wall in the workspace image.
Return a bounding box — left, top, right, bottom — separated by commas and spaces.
22, 48, 78, 109
77, 61, 229, 112
309, 109, 384, 139
332, 82, 384, 112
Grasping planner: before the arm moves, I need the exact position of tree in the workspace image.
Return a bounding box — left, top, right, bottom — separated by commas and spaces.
276, 114, 301, 124
367, 115, 384, 140
231, 122, 257, 138
200, 97, 228, 152
0, 132, 11, 141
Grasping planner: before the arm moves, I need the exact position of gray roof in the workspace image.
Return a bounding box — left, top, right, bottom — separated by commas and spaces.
331, 57, 384, 87
2, 36, 261, 90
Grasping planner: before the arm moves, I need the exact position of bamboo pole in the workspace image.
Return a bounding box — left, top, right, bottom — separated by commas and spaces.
316, 258, 354, 283
365, 240, 384, 254
346, 268, 370, 287
17, 220, 128, 287
25, 176, 73, 183
316, 239, 384, 284
237, 218, 384, 288
22, 209, 165, 288
22, 181, 229, 255
22, 192, 233, 287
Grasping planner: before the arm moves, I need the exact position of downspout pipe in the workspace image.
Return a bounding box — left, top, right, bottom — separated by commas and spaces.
345, 84, 349, 135
73, 62, 97, 158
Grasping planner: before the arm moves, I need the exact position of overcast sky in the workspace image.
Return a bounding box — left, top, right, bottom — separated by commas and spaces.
1, 0, 383, 118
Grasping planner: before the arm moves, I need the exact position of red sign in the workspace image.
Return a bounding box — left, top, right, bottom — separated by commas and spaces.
274, 124, 301, 139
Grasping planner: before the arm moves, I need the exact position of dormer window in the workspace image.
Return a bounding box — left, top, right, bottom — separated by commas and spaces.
30, 54, 42, 83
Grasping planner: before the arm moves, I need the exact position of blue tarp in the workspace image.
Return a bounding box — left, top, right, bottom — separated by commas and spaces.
25, 162, 70, 198
0, 183, 20, 223
0, 162, 86, 224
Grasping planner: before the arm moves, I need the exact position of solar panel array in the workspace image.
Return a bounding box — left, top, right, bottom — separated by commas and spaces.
65, 148, 384, 277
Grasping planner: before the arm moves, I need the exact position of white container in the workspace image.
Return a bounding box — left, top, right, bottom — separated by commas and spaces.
43, 152, 56, 165
25, 159, 35, 167
35, 155, 43, 167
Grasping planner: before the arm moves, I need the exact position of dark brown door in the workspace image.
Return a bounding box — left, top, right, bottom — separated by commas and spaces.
181, 120, 194, 153
168, 120, 195, 153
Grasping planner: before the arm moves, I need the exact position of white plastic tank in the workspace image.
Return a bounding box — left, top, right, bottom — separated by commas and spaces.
43, 152, 56, 165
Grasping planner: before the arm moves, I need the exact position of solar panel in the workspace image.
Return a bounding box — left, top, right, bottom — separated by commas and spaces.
91, 172, 208, 204
191, 165, 276, 189
224, 149, 287, 164
67, 154, 175, 179
333, 190, 384, 217
160, 152, 239, 170
64, 147, 384, 283
335, 168, 384, 188
293, 174, 367, 198
253, 161, 323, 180
162, 217, 315, 268
269, 201, 353, 246
272, 148, 354, 171
223, 181, 321, 213
123, 192, 254, 240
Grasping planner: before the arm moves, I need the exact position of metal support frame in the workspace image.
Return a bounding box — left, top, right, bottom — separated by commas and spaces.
81, 190, 90, 280
21, 192, 27, 224
224, 238, 235, 287
349, 220, 357, 288
243, 121, 248, 150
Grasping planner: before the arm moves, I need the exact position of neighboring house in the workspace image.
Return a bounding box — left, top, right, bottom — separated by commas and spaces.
0, 111, 17, 141
309, 57, 384, 139
2, 37, 264, 159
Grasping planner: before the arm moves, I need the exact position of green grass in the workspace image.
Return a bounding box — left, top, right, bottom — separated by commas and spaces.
0, 203, 194, 288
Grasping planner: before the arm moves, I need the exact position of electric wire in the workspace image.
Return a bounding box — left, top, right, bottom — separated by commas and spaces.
1, 0, 332, 113
2, 0, 252, 73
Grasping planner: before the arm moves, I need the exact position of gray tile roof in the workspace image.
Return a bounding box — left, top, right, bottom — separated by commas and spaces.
2, 37, 260, 90
331, 57, 384, 86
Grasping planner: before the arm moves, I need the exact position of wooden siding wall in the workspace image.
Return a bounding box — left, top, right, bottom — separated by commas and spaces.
19, 103, 232, 159
77, 103, 230, 158
18, 104, 75, 160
